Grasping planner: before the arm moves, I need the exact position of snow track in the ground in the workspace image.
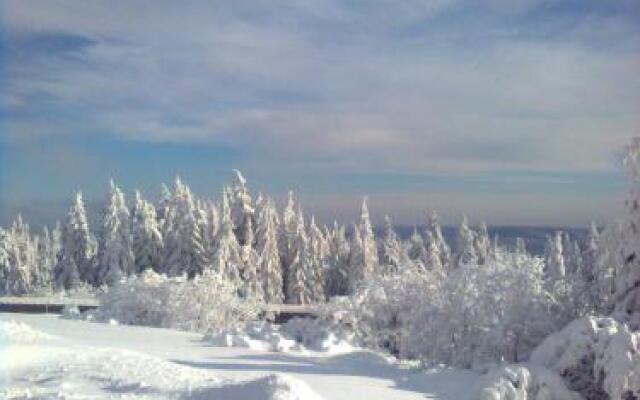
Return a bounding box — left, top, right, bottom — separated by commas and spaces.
0, 313, 481, 400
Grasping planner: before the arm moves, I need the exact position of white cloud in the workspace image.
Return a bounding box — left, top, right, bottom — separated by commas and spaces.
3, 0, 640, 224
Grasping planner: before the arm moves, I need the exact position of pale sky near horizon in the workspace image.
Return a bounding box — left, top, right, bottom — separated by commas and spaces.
1, 1, 639, 228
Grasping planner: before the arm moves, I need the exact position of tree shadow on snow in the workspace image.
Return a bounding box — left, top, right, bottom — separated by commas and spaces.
170, 351, 479, 399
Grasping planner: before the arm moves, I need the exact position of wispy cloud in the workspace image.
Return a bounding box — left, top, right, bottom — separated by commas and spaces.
2, 0, 639, 225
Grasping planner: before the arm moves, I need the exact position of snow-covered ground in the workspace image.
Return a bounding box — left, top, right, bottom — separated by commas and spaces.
1, 313, 482, 399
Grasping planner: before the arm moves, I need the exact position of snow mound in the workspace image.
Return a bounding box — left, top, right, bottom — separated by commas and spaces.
0, 320, 56, 344
478, 316, 640, 400
531, 316, 640, 400
60, 304, 82, 319
208, 318, 357, 355
188, 374, 324, 400
0, 315, 325, 400
477, 365, 580, 400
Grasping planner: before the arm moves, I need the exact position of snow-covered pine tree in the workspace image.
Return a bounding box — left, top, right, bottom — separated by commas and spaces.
256, 198, 284, 303
348, 223, 364, 294
515, 237, 527, 255
347, 198, 378, 290
230, 170, 255, 246
200, 201, 219, 263
423, 230, 444, 276
54, 192, 93, 291
33, 227, 53, 290
544, 231, 565, 280
582, 222, 599, 284
162, 178, 207, 278
325, 221, 351, 298
287, 211, 312, 304
614, 137, 640, 326
408, 226, 428, 270
580, 222, 603, 312
475, 221, 491, 265
308, 216, 327, 302
561, 232, 582, 277
279, 191, 298, 303
455, 215, 478, 268
0, 228, 9, 294
131, 191, 163, 274
427, 211, 452, 270
212, 187, 243, 286
240, 217, 262, 299
157, 183, 172, 229
4, 215, 34, 295
96, 181, 134, 286
381, 216, 409, 273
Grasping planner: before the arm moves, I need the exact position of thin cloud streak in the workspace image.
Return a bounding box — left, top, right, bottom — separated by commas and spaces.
2, 1, 639, 225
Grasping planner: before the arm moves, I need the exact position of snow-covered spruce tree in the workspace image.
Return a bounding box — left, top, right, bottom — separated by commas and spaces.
32, 227, 53, 291
475, 221, 491, 265
408, 226, 428, 270
157, 183, 172, 229
544, 231, 566, 280
325, 221, 351, 298
593, 220, 624, 313
359, 198, 378, 277
615, 137, 640, 327
279, 191, 298, 303
256, 198, 284, 303
0, 228, 9, 294
515, 237, 527, 255
212, 188, 243, 286
54, 192, 93, 291
582, 222, 600, 284
427, 210, 452, 270
455, 215, 478, 268
348, 223, 364, 293
96, 181, 134, 286
287, 211, 313, 304
308, 216, 327, 302
239, 217, 262, 300
199, 200, 219, 265
423, 230, 444, 276
4, 215, 34, 295
347, 198, 378, 292
131, 191, 163, 274
562, 231, 583, 277
162, 178, 207, 278
230, 170, 255, 246
380, 216, 409, 273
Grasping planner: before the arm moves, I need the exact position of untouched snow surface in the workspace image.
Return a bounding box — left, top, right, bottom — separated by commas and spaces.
1, 313, 481, 399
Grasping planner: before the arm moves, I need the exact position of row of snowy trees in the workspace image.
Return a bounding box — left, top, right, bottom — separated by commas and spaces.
0, 170, 611, 310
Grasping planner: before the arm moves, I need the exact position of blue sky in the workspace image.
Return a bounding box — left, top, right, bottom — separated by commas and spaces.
1, 1, 639, 227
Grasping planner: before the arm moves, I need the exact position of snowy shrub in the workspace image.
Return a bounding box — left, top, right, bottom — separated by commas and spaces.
96, 269, 261, 333
61, 305, 82, 320
333, 266, 438, 356
279, 317, 355, 352
208, 318, 356, 354
337, 250, 575, 369
530, 316, 640, 400
477, 365, 581, 400
408, 253, 565, 368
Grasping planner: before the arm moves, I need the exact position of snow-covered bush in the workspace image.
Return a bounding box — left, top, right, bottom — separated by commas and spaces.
530, 316, 640, 400
95, 269, 261, 333
208, 317, 356, 354
336, 249, 574, 368
477, 365, 581, 400
477, 316, 640, 400
335, 266, 436, 356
